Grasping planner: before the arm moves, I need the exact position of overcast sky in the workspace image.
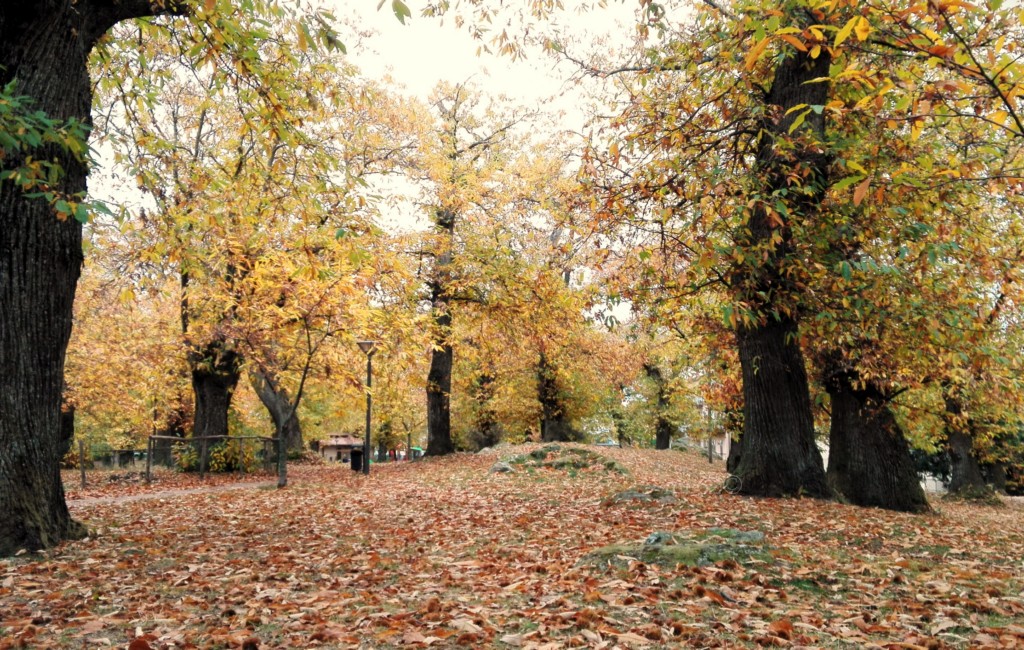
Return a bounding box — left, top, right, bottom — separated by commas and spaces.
334, 1, 638, 123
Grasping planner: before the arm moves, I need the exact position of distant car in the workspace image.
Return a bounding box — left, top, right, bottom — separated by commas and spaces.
593, 439, 620, 447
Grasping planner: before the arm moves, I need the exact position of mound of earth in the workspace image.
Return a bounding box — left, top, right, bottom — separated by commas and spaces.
495, 444, 629, 475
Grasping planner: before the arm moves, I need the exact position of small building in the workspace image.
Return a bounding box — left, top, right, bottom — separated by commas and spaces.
318, 435, 363, 463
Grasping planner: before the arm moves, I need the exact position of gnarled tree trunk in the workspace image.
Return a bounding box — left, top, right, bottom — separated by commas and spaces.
734, 319, 828, 496
250, 369, 302, 452
190, 339, 240, 440
825, 368, 929, 513
0, 1, 187, 557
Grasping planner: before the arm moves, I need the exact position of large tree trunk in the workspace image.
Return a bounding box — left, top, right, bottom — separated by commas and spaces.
734, 319, 828, 496
729, 32, 831, 499
250, 369, 302, 452
0, 2, 186, 557
944, 395, 992, 498
825, 369, 929, 512
426, 208, 455, 457
644, 364, 674, 450
538, 352, 580, 442
190, 339, 240, 440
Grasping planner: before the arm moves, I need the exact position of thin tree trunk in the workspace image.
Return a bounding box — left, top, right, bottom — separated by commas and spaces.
726, 432, 742, 474
426, 209, 455, 456
250, 369, 302, 452
729, 28, 831, 499
825, 369, 929, 513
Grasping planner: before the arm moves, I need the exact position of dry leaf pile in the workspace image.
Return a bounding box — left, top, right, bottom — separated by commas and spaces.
3, 445, 1023, 649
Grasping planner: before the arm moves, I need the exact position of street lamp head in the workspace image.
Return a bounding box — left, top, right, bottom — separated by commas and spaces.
357, 340, 377, 356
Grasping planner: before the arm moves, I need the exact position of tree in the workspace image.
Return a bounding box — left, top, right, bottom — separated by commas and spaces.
0, 0, 191, 557
0, 0, 341, 556
576, 0, 1023, 509
410, 82, 531, 456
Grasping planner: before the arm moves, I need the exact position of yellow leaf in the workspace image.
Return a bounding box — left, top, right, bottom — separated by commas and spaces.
854, 16, 871, 42
810, 44, 822, 59
834, 17, 857, 47
853, 177, 870, 206
910, 120, 923, 141
744, 37, 771, 70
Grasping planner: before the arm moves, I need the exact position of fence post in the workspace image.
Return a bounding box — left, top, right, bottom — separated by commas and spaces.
79, 439, 86, 488
199, 437, 208, 480
145, 437, 153, 483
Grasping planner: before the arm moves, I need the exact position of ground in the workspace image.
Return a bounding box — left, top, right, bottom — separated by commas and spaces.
2, 445, 1023, 649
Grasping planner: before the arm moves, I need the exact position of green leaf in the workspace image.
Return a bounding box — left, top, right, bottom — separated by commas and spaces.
831, 175, 865, 192
392, 0, 411, 24
54, 199, 71, 215
73, 203, 90, 224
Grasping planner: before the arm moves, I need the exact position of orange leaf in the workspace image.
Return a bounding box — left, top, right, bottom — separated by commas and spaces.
853, 177, 871, 206
778, 34, 808, 52
768, 618, 794, 640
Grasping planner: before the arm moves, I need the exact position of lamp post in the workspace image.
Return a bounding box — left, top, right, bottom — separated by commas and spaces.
357, 340, 377, 476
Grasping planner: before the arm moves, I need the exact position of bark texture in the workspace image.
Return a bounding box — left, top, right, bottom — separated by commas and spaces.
644, 364, 674, 450
734, 319, 828, 496
944, 395, 993, 498
825, 371, 929, 513
730, 36, 831, 499
426, 209, 455, 456
190, 339, 240, 440
538, 352, 580, 442
250, 369, 302, 452
0, 1, 187, 556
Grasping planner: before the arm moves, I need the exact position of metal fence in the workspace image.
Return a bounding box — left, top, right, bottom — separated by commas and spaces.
71, 436, 277, 487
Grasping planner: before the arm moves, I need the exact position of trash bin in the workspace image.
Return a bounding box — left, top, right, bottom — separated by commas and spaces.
350, 448, 363, 472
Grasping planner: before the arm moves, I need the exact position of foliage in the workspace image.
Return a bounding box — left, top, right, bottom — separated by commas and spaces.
171, 442, 199, 472
171, 439, 262, 474
0, 79, 100, 222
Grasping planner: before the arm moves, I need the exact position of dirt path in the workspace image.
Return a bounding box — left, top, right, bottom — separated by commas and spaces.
67, 481, 278, 507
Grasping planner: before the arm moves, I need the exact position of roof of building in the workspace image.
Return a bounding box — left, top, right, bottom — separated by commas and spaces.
322, 435, 363, 447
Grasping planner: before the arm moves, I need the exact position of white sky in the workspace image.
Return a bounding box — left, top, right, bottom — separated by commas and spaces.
327, 2, 640, 231
334, 1, 638, 121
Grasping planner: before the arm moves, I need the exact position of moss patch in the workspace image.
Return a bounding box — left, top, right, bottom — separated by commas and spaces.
504, 444, 629, 476
580, 528, 768, 569
602, 485, 678, 507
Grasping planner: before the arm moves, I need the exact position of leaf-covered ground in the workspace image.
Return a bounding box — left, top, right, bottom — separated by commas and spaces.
3, 446, 1023, 649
